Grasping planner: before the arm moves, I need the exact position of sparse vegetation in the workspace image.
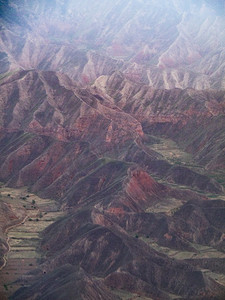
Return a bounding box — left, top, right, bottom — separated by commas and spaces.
0, 187, 64, 297
171, 207, 181, 215
0, 7, 224, 296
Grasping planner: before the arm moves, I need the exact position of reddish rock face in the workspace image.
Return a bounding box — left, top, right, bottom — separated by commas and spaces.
1, 0, 225, 91
126, 169, 165, 205
0, 70, 144, 151
107, 207, 125, 215
0, 1, 225, 299
0, 68, 224, 300
95, 71, 225, 171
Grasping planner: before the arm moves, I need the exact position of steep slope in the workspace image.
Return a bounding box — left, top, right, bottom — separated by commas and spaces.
0, 70, 142, 141
0, 71, 223, 197
16, 201, 225, 300
0, 1, 225, 299
0, 0, 225, 89
0, 70, 143, 197
94, 71, 225, 172
0, 70, 225, 299
11, 264, 120, 300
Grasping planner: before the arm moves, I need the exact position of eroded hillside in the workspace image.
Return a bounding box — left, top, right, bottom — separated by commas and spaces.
0, 0, 225, 299
0, 0, 225, 89
0, 70, 224, 299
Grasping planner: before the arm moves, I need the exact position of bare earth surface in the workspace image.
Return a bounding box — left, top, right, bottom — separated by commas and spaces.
0, 135, 225, 299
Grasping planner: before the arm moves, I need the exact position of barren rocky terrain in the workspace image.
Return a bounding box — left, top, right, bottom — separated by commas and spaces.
0, 0, 225, 299
0, 0, 225, 90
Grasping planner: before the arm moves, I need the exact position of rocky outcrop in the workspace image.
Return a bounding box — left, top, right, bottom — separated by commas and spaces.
125, 169, 165, 203
0, 0, 225, 89
1, 70, 224, 298
0, 70, 143, 144
95, 71, 225, 171
11, 264, 120, 300
36, 206, 225, 300
0, 2, 225, 298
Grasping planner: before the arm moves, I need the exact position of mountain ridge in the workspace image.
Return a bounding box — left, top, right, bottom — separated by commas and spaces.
0, 1, 225, 299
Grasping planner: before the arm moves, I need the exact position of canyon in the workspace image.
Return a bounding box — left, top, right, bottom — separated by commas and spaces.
0, 0, 225, 299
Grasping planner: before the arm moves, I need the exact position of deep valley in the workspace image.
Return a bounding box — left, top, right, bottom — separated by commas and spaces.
0, 1, 225, 299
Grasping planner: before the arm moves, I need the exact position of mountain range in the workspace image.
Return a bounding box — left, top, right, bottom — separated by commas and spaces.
0, 1, 225, 299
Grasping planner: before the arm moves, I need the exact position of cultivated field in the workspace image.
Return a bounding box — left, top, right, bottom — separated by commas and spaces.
0, 186, 64, 299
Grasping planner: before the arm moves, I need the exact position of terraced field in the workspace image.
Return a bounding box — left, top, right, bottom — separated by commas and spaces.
142, 137, 225, 289
0, 187, 64, 299
0, 136, 224, 299
150, 136, 225, 188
